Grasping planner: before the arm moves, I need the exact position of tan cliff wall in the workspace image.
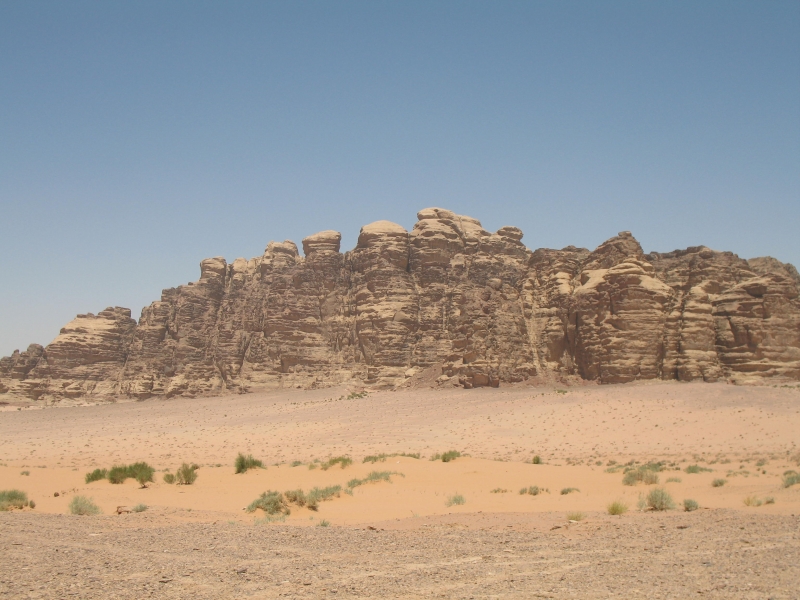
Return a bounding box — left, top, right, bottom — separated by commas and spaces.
2, 208, 799, 403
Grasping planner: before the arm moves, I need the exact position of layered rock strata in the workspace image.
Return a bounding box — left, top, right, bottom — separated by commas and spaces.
2, 209, 798, 403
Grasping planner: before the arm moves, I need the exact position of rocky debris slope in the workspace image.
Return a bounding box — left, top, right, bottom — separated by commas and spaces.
2, 208, 798, 402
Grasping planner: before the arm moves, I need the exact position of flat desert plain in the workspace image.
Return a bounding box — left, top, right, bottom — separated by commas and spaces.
1, 381, 799, 599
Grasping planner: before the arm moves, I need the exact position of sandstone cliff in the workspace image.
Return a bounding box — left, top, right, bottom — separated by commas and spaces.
2, 208, 798, 403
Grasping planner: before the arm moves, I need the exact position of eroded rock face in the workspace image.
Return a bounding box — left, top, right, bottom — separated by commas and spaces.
2, 209, 798, 402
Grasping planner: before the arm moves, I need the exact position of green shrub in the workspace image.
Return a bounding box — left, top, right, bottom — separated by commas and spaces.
560, 487, 579, 495
107, 465, 129, 484
128, 462, 155, 488
20, 470, 29, 476
490, 488, 508, 493
306, 485, 342, 510
69, 495, 101, 515
683, 498, 699, 512
347, 471, 402, 490
132, 503, 148, 512
566, 511, 585, 521
28, 500, 35, 509
445, 494, 465, 507
163, 473, 176, 484
607, 500, 628, 515
363, 452, 420, 463
318, 519, 330, 527
290, 460, 303, 467
685, 464, 712, 474
85, 468, 108, 484
646, 488, 675, 511
0, 489, 28, 511
782, 470, 800, 488
519, 486, 542, 496
623, 464, 662, 485
531, 455, 541, 464
320, 456, 352, 470
440, 450, 461, 463
235, 453, 264, 474
711, 478, 727, 487
176, 463, 198, 485
665, 477, 682, 483
247, 491, 289, 515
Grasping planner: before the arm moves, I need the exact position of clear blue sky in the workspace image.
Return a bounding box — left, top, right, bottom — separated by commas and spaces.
1, 1, 798, 355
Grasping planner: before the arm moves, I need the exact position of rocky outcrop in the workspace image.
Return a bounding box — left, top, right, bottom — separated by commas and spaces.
2, 209, 799, 403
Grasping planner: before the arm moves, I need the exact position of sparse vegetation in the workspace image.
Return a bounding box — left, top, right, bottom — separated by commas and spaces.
683, 498, 699, 512
607, 500, 628, 515
347, 471, 402, 490
685, 464, 712, 474
68, 495, 101, 515
431, 450, 461, 463
743, 495, 763, 507
782, 470, 800, 488
318, 519, 331, 527
445, 493, 466, 507
519, 486, 544, 496
320, 456, 352, 470
622, 463, 662, 486
711, 478, 727, 487
0, 489, 29, 511
531, 455, 541, 464
129, 462, 155, 488
646, 488, 675, 511
566, 511, 585, 521
176, 463, 198, 485
28, 500, 35, 509
163, 473, 176, 484
20, 470, 29, 476
235, 453, 264, 474
490, 488, 509, 493
85, 468, 108, 484
290, 460, 303, 467
765, 496, 775, 504
363, 452, 420, 463
247, 491, 290, 515
560, 487, 579, 495
132, 503, 148, 512
665, 477, 682, 483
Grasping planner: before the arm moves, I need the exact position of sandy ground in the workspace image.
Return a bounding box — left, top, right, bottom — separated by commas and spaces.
1, 380, 800, 597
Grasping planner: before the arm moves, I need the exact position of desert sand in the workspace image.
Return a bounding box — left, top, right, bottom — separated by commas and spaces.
1, 381, 799, 598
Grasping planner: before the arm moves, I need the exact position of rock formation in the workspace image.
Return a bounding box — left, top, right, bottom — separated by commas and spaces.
2, 208, 798, 403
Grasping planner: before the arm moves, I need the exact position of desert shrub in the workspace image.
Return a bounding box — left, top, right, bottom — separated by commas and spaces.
623, 464, 662, 486
28, 500, 35, 509
235, 453, 264, 474
346, 391, 368, 399
318, 519, 330, 527
108, 465, 130, 484
85, 468, 108, 484
711, 478, 727, 487
20, 470, 29, 476
69, 495, 101, 515
519, 486, 542, 496
132, 503, 148, 512
290, 460, 303, 467
306, 486, 342, 510
163, 473, 176, 484
666, 477, 682, 483
531, 455, 541, 464
566, 511, 585, 521
782, 470, 800, 488
320, 456, 352, 470
284, 489, 307, 507
176, 463, 198, 485
646, 488, 675, 511
683, 498, 699, 512
491, 488, 508, 493
128, 462, 155, 488
607, 500, 628, 515
247, 491, 290, 515
685, 464, 712, 474
560, 487, 579, 495
445, 494, 465, 507
743, 495, 763, 507
431, 450, 461, 462
0, 489, 28, 511
347, 471, 402, 490
765, 496, 775, 504
363, 452, 420, 463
